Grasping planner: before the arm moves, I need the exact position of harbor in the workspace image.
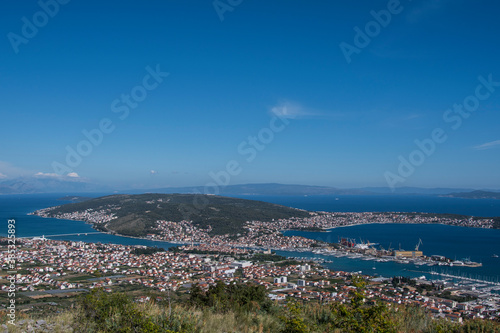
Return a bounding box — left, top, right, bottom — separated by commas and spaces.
309, 236, 483, 269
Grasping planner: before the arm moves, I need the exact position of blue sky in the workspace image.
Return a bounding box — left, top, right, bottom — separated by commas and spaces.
1, 0, 500, 190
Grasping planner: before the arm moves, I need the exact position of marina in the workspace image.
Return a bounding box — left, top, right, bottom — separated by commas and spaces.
309, 236, 483, 269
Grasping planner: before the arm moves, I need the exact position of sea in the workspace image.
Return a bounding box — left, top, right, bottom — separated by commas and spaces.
1, 193, 500, 282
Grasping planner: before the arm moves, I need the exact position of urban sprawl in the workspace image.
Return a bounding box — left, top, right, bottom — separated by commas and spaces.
32, 207, 495, 250
1, 238, 499, 324
11, 206, 497, 323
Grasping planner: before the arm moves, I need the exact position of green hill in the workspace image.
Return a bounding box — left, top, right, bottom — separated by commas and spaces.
39, 193, 311, 237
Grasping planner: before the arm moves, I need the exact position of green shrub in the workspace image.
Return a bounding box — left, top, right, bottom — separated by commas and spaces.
329, 276, 396, 333
74, 288, 177, 333
279, 302, 310, 333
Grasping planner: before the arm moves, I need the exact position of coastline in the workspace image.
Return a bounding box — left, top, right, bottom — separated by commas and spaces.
322, 222, 386, 231
28, 213, 192, 246
18, 211, 500, 285
29, 210, 495, 248
0, 194, 495, 293
321, 221, 494, 231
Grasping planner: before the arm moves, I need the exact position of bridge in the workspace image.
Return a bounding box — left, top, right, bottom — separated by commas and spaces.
20, 232, 103, 239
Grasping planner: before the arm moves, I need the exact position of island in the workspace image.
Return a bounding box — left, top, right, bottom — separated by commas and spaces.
31, 193, 499, 252
442, 190, 500, 200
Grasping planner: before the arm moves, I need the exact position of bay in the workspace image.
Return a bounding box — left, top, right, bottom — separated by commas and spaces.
0, 193, 179, 249
1, 193, 499, 281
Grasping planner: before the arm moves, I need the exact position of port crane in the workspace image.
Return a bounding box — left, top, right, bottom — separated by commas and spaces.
415, 238, 423, 251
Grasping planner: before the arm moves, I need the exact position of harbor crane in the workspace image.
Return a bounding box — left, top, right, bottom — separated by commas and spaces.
415, 238, 423, 251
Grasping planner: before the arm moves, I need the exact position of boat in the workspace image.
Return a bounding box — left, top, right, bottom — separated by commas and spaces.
493, 254, 499, 258
461, 258, 483, 267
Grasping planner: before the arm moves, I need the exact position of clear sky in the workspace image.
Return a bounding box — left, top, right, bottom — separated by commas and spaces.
1, 0, 500, 190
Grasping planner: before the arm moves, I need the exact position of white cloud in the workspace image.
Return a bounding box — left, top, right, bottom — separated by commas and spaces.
270, 101, 309, 119
35, 172, 60, 178
0, 162, 84, 181
35, 172, 81, 179
150, 170, 158, 175
473, 140, 500, 150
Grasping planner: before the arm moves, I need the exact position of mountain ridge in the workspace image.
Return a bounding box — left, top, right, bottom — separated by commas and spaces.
2, 177, 500, 196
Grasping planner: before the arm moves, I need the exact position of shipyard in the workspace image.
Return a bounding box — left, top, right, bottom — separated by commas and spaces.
311, 236, 483, 268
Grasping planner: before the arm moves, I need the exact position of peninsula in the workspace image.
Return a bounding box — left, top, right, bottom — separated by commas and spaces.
31, 194, 499, 252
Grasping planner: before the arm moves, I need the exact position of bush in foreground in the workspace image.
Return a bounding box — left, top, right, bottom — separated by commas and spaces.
2, 284, 499, 332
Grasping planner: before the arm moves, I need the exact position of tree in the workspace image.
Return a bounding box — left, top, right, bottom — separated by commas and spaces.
189, 282, 272, 313
279, 301, 310, 333
330, 276, 396, 333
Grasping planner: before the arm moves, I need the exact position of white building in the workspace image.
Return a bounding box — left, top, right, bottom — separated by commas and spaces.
231, 261, 252, 269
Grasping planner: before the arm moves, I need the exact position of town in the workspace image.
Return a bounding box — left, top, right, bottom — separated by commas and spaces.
31, 207, 496, 252
1, 238, 499, 325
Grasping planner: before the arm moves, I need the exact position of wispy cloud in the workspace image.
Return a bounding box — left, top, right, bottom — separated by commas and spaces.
269, 100, 329, 120
0, 172, 7, 179
35, 171, 81, 179
473, 140, 500, 150
35, 172, 59, 178
270, 101, 305, 119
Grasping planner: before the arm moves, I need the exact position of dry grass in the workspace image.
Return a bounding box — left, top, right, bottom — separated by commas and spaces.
1, 301, 498, 333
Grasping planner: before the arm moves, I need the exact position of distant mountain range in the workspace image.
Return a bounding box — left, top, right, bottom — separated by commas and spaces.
138, 183, 370, 196
0, 176, 110, 194
1, 177, 499, 198
441, 190, 500, 200
359, 187, 476, 195
135, 184, 500, 197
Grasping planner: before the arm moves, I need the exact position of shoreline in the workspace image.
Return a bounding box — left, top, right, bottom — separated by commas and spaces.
27, 213, 191, 246
17, 213, 500, 285
29, 211, 495, 247
321, 221, 490, 231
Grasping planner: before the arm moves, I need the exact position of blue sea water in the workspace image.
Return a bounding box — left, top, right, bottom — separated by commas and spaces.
1, 193, 499, 280
0, 193, 179, 249
232, 194, 500, 217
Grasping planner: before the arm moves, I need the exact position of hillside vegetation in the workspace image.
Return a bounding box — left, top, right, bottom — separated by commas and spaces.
2, 283, 499, 333
42, 193, 311, 236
